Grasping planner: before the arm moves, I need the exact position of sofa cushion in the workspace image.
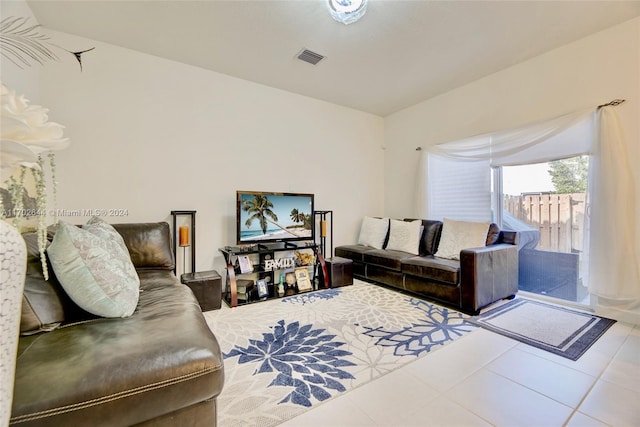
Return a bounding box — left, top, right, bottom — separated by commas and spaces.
20, 232, 90, 335
137, 270, 183, 287
11, 279, 224, 426
357, 216, 389, 249
386, 219, 422, 255
485, 223, 501, 245
334, 244, 375, 262
405, 219, 443, 256
47, 221, 140, 318
402, 255, 460, 285
435, 218, 491, 260
363, 248, 415, 271
112, 222, 175, 270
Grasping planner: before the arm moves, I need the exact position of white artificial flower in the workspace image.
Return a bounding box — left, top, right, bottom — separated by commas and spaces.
0, 82, 69, 179
0, 83, 69, 279
0, 139, 38, 181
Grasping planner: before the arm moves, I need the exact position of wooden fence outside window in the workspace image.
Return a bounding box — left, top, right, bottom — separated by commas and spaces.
503, 193, 587, 254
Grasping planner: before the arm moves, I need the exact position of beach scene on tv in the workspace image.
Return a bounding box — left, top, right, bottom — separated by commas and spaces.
239, 193, 313, 242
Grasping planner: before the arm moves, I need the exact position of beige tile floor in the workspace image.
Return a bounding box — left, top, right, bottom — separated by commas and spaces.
279, 319, 640, 426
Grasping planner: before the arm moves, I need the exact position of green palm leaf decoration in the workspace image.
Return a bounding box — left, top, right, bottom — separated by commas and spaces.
0, 16, 94, 70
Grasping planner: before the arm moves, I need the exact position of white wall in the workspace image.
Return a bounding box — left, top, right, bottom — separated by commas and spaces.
384, 17, 640, 223
22, 31, 384, 273
0, 0, 41, 100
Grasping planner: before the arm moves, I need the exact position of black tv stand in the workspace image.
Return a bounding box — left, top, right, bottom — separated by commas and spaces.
219, 241, 329, 307
255, 241, 300, 251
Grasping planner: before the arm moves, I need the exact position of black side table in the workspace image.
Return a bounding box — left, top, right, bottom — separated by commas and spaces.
325, 257, 353, 288
180, 270, 222, 311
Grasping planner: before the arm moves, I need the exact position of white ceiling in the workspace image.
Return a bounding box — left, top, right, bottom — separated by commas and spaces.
26, 0, 640, 116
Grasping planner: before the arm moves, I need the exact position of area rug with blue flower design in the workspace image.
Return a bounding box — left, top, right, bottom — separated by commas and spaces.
204, 279, 477, 427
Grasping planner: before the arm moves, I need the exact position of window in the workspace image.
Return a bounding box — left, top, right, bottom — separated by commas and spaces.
495, 157, 590, 304
423, 109, 596, 307
421, 105, 638, 316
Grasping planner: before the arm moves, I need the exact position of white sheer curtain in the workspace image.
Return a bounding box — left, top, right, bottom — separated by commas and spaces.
427, 108, 593, 163
417, 108, 594, 220
417, 105, 640, 320
588, 106, 640, 322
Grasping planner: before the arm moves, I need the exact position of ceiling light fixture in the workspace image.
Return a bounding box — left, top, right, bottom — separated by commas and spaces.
328, 0, 367, 25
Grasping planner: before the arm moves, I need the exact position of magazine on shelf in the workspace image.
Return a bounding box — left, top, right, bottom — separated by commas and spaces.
238, 255, 254, 273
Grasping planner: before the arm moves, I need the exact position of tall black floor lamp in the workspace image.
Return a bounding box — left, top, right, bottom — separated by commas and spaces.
171, 210, 196, 276
313, 210, 333, 259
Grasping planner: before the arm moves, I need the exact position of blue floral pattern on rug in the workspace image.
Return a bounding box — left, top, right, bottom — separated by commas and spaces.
224, 320, 356, 407
210, 281, 479, 426
359, 298, 476, 356
282, 288, 341, 305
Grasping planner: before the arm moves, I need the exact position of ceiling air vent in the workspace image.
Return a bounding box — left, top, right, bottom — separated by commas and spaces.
297, 49, 325, 65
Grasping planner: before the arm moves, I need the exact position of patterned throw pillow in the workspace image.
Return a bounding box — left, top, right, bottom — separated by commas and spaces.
385, 219, 422, 255
47, 219, 140, 318
357, 217, 389, 249
83, 216, 131, 255
435, 218, 491, 260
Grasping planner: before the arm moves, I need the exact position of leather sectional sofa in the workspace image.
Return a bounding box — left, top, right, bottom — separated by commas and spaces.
11, 222, 224, 426
335, 219, 519, 314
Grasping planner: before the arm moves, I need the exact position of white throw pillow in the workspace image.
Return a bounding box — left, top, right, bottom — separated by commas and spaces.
48, 220, 140, 318
435, 218, 491, 260
385, 219, 422, 255
357, 217, 389, 249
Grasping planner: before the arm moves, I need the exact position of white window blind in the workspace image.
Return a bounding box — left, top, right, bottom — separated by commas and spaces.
427, 154, 491, 222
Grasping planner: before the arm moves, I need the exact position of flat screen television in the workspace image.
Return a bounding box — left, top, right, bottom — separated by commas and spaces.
236, 190, 315, 245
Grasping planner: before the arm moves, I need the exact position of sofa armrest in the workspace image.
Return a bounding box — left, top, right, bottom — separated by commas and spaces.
459, 244, 518, 314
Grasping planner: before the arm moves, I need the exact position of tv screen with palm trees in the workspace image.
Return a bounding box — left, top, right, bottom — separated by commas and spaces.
236, 191, 315, 245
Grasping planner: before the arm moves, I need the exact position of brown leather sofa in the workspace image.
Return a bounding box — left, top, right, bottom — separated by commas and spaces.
11, 222, 224, 426
335, 219, 518, 314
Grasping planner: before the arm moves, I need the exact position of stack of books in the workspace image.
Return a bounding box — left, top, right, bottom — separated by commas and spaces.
236, 279, 254, 302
